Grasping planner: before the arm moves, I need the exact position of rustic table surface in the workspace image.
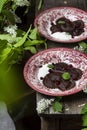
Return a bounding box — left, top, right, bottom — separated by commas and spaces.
35, 0, 87, 129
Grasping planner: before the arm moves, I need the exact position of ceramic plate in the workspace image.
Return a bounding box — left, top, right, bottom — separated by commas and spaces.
23, 48, 87, 96
34, 7, 87, 43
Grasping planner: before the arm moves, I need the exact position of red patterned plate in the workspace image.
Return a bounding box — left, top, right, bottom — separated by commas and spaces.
34, 7, 87, 43
23, 48, 87, 96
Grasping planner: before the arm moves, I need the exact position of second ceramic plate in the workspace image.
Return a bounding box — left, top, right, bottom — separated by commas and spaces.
34, 7, 87, 43
23, 48, 87, 96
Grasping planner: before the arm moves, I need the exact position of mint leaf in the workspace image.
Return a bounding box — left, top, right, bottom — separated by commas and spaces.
0, 40, 7, 50
78, 42, 87, 49
58, 20, 65, 24
0, 0, 7, 13
29, 27, 38, 40
38, 0, 43, 10
81, 103, 87, 114
2, 9, 15, 24
82, 114, 87, 126
24, 46, 37, 54
62, 72, 70, 80
0, 34, 14, 41
0, 34, 22, 43
24, 39, 46, 46
53, 101, 63, 112
56, 96, 62, 101
81, 103, 87, 127
47, 64, 54, 69
0, 44, 11, 64
14, 25, 32, 48
81, 128, 87, 130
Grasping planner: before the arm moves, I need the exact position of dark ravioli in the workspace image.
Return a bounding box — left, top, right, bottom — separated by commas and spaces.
58, 79, 75, 91
50, 23, 61, 33
43, 72, 61, 89
50, 17, 84, 38
43, 72, 75, 91
53, 62, 68, 71
42, 62, 82, 91
67, 68, 82, 80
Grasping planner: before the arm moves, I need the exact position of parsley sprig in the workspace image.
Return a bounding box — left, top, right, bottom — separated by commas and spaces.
81, 103, 87, 127
0, 26, 47, 69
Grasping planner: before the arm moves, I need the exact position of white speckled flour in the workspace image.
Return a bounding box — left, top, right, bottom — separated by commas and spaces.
38, 64, 50, 83
51, 32, 71, 40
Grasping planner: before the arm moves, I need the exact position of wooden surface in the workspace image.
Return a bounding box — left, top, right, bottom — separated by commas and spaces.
35, 0, 87, 129
36, 0, 87, 12
40, 115, 83, 130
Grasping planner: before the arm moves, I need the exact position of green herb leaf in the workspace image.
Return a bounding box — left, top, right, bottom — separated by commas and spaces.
81, 128, 87, 130
52, 96, 63, 112
29, 27, 38, 40
82, 114, 87, 126
62, 72, 70, 80
47, 64, 54, 69
78, 42, 87, 49
24, 39, 46, 46
53, 101, 63, 112
14, 25, 32, 48
81, 103, 87, 114
38, 0, 43, 10
58, 20, 65, 24
2, 9, 15, 24
0, 0, 7, 13
0, 40, 7, 50
0, 44, 11, 63
44, 42, 47, 49
0, 34, 22, 43
56, 96, 62, 101
24, 6, 30, 15
24, 46, 37, 54
0, 34, 13, 41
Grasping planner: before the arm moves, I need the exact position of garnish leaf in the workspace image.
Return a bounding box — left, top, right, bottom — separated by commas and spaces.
53, 101, 62, 112
47, 64, 54, 69
82, 114, 87, 127
58, 20, 65, 24
81, 103, 87, 127
52, 96, 63, 112
62, 72, 70, 80
78, 42, 87, 49
81, 103, 87, 114
56, 96, 62, 101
